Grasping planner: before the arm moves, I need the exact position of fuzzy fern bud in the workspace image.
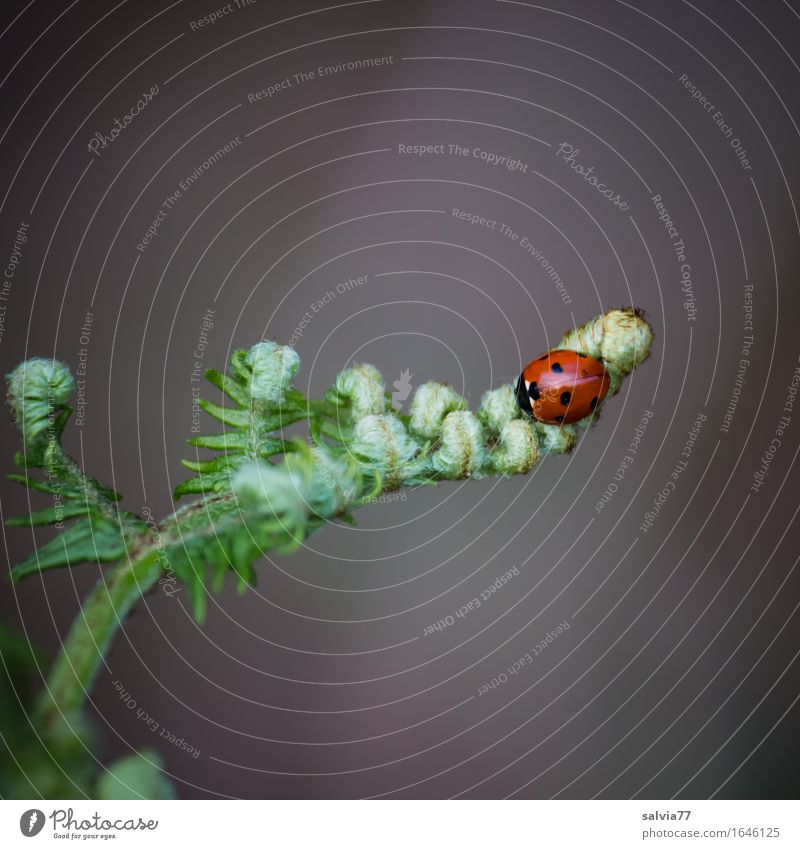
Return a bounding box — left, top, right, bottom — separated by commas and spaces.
239, 341, 301, 406
491, 418, 540, 474
534, 421, 577, 454
304, 448, 362, 516
431, 411, 487, 478
408, 382, 467, 440
478, 383, 520, 434
6, 358, 74, 444
559, 308, 652, 376
327, 364, 388, 419
351, 414, 418, 489
232, 461, 309, 529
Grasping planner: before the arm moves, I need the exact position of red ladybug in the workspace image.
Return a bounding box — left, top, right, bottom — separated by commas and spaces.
515, 349, 610, 424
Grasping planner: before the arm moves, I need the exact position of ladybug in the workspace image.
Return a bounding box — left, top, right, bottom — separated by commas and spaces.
515, 349, 610, 424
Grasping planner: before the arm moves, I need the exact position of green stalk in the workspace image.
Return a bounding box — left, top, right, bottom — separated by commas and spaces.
34, 552, 163, 734
7, 307, 653, 764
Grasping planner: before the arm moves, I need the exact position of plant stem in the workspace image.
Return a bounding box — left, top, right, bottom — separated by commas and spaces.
13, 307, 654, 747
34, 552, 163, 735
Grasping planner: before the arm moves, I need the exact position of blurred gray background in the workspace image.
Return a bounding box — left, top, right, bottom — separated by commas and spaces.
1, 0, 799, 798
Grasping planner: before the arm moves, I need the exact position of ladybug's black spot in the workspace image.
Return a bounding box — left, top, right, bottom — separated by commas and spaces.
551, 362, 563, 373
515, 374, 532, 414
589, 396, 598, 410
560, 391, 572, 406
554, 415, 564, 423
528, 382, 541, 401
